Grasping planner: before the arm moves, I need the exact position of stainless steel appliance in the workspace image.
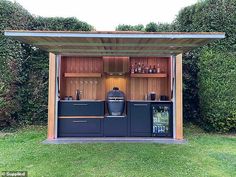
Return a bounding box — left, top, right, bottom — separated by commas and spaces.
103, 57, 129, 75
107, 87, 125, 116
152, 103, 173, 137
149, 92, 156, 100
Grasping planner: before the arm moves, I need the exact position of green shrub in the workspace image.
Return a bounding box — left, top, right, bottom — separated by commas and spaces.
174, 0, 236, 131
33, 17, 94, 31
116, 24, 145, 31
0, 0, 94, 128
0, 0, 33, 127
198, 49, 236, 132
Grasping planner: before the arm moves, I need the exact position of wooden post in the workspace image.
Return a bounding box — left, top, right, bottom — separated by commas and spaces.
175, 54, 183, 140
48, 53, 57, 139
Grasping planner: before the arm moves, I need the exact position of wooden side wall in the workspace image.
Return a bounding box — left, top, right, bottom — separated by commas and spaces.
175, 54, 183, 140
48, 53, 57, 139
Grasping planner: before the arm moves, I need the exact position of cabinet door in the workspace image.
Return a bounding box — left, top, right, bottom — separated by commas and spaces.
130, 102, 151, 136
58, 118, 103, 137
58, 101, 104, 116
104, 116, 128, 137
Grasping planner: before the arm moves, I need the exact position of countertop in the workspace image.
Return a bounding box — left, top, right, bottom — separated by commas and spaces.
59, 100, 105, 102
59, 100, 172, 103
127, 100, 172, 103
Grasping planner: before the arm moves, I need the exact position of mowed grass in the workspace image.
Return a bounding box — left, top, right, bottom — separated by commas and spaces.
0, 124, 235, 177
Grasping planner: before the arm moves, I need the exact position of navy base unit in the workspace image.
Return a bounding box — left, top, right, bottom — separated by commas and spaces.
58, 100, 173, 138
58, 118, 103, 137
103, 115, 128, 137
129, 102, 151, 137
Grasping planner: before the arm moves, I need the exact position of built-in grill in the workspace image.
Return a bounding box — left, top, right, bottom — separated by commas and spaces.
107, 87, 125, 116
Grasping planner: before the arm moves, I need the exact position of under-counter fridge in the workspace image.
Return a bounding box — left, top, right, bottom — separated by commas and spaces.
151, 103, 173, 137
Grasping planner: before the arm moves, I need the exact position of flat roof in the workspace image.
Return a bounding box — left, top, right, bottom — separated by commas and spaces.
4, 30, 225, 57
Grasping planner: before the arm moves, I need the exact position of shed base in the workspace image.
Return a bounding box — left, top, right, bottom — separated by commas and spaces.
42, 137, 187, 144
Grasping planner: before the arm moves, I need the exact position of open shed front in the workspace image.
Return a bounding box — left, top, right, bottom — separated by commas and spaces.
5, 31, 224, 143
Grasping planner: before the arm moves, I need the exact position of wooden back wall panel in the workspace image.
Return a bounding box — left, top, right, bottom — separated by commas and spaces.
60, 56, 104, 100
129, 57, 170, 100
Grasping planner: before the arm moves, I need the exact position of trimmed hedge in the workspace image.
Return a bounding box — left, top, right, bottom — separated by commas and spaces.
116, 22, 174, 32
175, 0, 236, 132
199, 49, 236, 132
0, 0, 93, 127
0, 0, 33, 127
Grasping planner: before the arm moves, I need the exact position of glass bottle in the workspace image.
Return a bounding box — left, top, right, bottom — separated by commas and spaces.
138, 62, 142, 73
131, 64, 135, 74
152, 65, 157, 73
148, 65, 152, 73
157, 64, 160, 73
134, 63, 138, 73
144, 64, 149, 73
141, 64, 145, 73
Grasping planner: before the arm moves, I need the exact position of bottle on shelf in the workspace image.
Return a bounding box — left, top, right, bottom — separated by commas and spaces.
144, 64, 149, 74
134, 63, 138, 73
137, 62, 142, 73
130, 64, 135, 74
141, 64, 145, 73
148, 65, 153, 73
157, 64, 160, 73
152, 65, 157, 73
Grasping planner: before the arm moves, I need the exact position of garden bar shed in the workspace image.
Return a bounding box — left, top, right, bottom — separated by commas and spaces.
5, 31, 224, 142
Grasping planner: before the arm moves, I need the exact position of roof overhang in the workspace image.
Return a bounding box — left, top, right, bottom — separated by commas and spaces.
4, 30, 225, 57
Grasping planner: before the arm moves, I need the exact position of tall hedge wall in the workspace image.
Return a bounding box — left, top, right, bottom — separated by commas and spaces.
175, 0, 236, 132
0, 0, 33, 127
0, 0, 93, 128
199, 49, 236, 132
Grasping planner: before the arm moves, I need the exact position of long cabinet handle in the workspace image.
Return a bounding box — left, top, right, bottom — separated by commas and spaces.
73, 120, 88, 123
133, 104, 148, 106
73, 103, 88, 106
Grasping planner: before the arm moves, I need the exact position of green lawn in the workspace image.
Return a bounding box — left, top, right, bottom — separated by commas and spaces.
0, 124, 235, 177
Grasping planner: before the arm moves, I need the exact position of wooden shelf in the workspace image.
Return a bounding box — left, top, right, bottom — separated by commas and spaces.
130, 73, 167, 78
64, 73, 102, 78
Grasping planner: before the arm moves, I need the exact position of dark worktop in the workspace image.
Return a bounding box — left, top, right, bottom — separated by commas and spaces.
59, 100, 105, 102
127, 100, 172, 103
59, 100, 172, 103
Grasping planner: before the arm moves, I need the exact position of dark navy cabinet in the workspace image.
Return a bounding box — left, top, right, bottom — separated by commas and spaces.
58, 101, 104, 137
129, 102, 151, 136
58, 118, 103, 137
58, 101, 104, 116
104, 115, 128, 137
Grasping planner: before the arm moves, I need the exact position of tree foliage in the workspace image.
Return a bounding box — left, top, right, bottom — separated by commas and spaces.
116, 24, 145, 31
174, 0, 236, 132
116, 22, 174, 32
0, 0, 93, 127
198, 49, 236, 132
0, 0, 33, 127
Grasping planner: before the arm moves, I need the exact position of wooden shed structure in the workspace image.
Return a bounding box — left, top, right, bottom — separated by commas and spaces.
5, 30, 224, 143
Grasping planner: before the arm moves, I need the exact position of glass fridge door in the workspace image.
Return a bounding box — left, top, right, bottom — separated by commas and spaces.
152, 104, 172, 137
